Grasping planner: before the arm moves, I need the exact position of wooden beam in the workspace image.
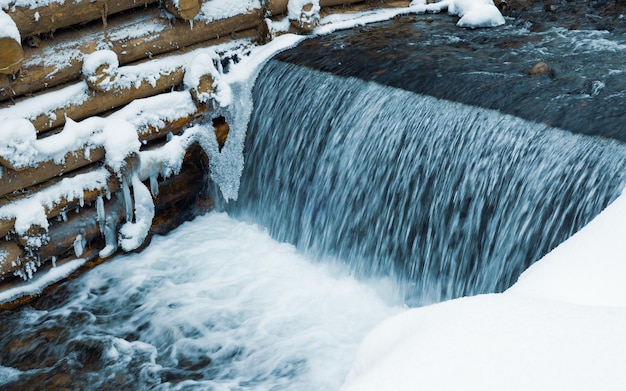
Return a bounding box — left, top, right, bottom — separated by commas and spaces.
162, 0, 202, 20
0, 148, 106, 198
30, 68, 185, 132
3, 0, 159, 39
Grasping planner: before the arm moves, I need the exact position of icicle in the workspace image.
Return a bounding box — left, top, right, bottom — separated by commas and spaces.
118, 175, 155, 251
122, 177, 133, 222
73, 234, 86, 257
99, 219, 118, 258
51, 256, 57, 268
150, 174, 159, 197
96, 195, 106, 235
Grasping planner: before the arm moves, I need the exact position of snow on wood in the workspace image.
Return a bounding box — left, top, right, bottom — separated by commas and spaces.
0, 241, 23, 278
0, 147, 106, 198
0, 8, 260, 102
0, 170, 120, 238
3, 0, 159, 39
0, 10, 23, 74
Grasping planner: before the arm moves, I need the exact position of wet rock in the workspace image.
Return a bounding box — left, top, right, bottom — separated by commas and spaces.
529, 61, 554, 76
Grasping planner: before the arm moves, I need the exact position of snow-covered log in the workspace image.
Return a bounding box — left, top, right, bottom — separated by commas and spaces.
3, 0, 159, 39
32, 69, 184, 132
0, 10, 23, 75
35, 196, 125, 263
0, 8, 260, 102
0, 172, 120, 238
162, 0, 202, 20
0, 147, 106, 198
0, 241, 23, 279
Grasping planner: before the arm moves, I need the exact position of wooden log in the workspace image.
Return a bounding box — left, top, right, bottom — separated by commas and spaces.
138, 105, 207, 142
31, 68, 184, 132
0, 147, 106, 198
162, 0, 202, 20
0, 8, 260, 102
4, 0, 159, 39
0, 241, 24, 279
0, 172, 120, 238
82, 50, 120, 92
36, 195, 125, 262
0, 10, 23, 75
266, 0, 289, 15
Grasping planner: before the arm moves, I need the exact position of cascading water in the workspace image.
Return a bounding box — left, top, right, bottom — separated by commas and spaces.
231, 60, 626, 304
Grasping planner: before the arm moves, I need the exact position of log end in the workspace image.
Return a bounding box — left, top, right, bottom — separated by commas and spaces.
163, 0, 202, 20
0, 37, 24, 75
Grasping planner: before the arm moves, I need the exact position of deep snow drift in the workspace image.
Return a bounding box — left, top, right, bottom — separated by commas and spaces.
341, 189, 626, 390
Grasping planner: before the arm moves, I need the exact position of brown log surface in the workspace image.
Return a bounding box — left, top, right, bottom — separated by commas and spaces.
0, 37, 23, 75
4, 0, 159, 39
0, 241, 23, 278
30, 68, 184, 132
163, 0, 202, 20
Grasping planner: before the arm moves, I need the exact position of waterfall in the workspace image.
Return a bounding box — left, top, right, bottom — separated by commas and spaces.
231, 60, 626, 304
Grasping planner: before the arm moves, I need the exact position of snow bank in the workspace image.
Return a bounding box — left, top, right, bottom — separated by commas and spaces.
342, 189, 626, 391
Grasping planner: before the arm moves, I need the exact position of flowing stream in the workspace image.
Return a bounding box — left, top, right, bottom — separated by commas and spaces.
2, 57, 626, 389
231, 60, 626, 304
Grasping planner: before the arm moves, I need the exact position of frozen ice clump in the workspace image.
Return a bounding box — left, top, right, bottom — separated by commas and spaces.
449, 0, 505, 28
288, 0, 321, 29
408, 0, 504, 28
0, 119, 38, 169
118, 175, 155, 252
98, 119, 141, 173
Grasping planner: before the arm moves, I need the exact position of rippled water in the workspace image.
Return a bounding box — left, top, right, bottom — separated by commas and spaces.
0, 213, 400, 390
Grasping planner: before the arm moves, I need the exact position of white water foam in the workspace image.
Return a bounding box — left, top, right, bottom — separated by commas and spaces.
0, 213, 400, 390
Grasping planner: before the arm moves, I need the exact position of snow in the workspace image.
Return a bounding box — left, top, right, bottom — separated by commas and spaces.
0, 9, 20, 42
341, 188, 626, 391
195, 0, 260, 23
447, 0, 505, 28
289, 0, 320, 28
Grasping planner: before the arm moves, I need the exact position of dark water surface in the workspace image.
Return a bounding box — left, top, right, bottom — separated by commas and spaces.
276, 13, 626, 140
